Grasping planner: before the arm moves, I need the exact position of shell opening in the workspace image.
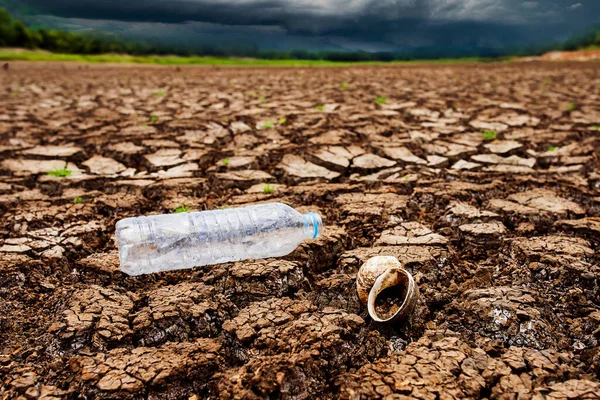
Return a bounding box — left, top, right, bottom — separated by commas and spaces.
367, 267, 417, 323
373, 279, 407, 320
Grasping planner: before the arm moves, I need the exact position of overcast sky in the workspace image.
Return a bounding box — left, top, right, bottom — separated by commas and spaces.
14, 0, 600, 53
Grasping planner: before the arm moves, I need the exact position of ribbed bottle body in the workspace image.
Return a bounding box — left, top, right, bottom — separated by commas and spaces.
115, 203, 322, 275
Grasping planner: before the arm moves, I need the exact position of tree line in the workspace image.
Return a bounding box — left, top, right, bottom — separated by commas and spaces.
0, 8, 162, 55
1, 8, 598, 61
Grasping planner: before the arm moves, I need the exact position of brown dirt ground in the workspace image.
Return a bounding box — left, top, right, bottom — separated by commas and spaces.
538, 49, 600, 62
1, 60, 600, 399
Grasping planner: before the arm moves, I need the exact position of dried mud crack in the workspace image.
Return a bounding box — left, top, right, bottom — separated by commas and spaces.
1, 61, 600, 399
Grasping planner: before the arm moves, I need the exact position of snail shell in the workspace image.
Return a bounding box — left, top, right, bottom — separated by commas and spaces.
356, 256, 401, 304
356, 256, 418, 323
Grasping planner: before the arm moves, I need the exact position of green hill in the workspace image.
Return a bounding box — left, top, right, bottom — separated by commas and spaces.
561, 26, 600, 51
0, 7, 150, 54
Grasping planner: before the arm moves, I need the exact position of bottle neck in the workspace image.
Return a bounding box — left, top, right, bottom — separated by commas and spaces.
303, 212, 323, 239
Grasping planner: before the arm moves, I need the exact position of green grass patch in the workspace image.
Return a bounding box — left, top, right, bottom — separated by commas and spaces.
278, 117, 287, 125
221, 158, 230, 166
547, 145, 558, 152
261, 120, 274, 129
0, 50, 512, 67
565, 102, 577, 111
375, 96, 387, 104
315, 105, 325, 111
150, 115, 159, 123
173, 205, 190, 213
482, 131, 497, 140
262, 183, 275, 194
47, 164, 72, 177
73, 197, 84, 204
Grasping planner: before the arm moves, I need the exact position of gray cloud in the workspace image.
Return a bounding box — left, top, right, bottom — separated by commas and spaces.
19, 0, 590, 27
14, 0, 600, 54
19, 0, 427, 31
521, 2, 540, 9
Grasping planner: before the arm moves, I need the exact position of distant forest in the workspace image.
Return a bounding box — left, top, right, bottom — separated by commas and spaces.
0, 8, 599, 61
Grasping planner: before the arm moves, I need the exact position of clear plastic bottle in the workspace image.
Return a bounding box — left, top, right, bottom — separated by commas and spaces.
115, 202, 323, 276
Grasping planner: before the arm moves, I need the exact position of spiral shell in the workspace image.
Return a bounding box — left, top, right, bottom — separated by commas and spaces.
356, 256, 401, 304
356, 256, 418, 323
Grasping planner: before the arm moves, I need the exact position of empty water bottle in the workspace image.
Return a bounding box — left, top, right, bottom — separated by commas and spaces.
115, 202, 323, 275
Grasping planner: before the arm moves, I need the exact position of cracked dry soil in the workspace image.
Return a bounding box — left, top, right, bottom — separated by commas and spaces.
1, 61, 600, 399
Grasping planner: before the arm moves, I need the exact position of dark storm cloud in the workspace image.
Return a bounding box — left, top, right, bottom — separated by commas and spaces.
15, 0, 600, 52
20, 0, 595, 32
17, 0, 421, 33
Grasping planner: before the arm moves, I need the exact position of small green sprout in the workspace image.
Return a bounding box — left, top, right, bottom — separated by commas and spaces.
547, 145, 558, 152
262, 120, 274, 129
73, 197, 84, 204
565, 103, 577, 111
150, 115, 159, 123
222, 158, 231, 166
341, 82, 349, 89
315, 105, 325, 111
482, 131, 497, 140
47, 163, 72, 178
539, 78, 550, 96
153, 91, 165, 97
174, 205, 190, 213
375, 96, 387, 105
593, 125, 600, 131
262, 183, 275, 194
278, 117, 287, 125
